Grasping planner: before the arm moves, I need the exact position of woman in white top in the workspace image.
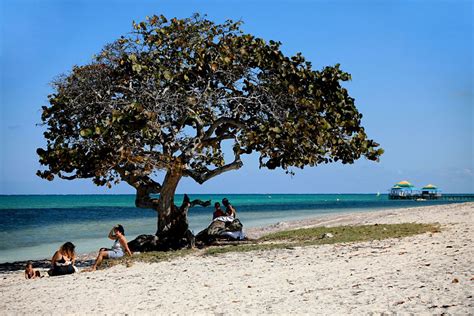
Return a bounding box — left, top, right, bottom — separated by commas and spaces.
90, 224, 132, 271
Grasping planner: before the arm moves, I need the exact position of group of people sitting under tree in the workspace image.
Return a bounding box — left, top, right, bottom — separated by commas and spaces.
213, 198, 236, 219
199, 197, 245, 241
26, 198, 241, 278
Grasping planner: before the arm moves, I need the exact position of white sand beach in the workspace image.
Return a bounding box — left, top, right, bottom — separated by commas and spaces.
1, 202, 473, 314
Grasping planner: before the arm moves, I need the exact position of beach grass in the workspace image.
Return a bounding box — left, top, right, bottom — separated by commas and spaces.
204, 223, 440, 255
101, 248, 195, 269
102, 222, 439, 265
260, 223, 439, 242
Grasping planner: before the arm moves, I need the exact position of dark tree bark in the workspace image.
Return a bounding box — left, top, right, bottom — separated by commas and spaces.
156, 169, 183, 237
128, 165, 211, 251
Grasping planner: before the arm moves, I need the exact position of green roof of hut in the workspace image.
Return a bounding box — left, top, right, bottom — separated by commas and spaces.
394, 180, 414, 188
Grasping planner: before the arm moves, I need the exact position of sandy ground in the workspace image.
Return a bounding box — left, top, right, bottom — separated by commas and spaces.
1, 202, 473, 315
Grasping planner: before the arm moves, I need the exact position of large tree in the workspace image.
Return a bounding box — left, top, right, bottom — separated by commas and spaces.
37, 14, 383, 249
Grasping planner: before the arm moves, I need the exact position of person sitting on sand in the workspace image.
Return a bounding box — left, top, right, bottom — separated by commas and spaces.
49, 242, 78, 276
222, 198, 236, 218
89, 224, 132, 271
25, 261, 41, 279
213, 202, 225, 219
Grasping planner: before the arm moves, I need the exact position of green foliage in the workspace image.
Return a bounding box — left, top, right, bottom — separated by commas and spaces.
98, 223, 438, 266
101, 248, 195, 269
204, 223, 439, 255
37, 13, 382, 189
259, 223, 439, 242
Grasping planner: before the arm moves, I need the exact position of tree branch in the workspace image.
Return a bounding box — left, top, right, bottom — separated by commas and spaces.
187, 115, 204, 138
57, 171, 94, 180
200, 134, 235, 146
116, 168, 162, 210
176, 110, 204, 139
57, 174, 80, 180
180, 194, 211, 209
183, 151, 243, 184
203, 117, 245, 140
135, 187, 160, 209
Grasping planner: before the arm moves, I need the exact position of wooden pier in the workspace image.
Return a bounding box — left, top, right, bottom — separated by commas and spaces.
437, 194, 474, 201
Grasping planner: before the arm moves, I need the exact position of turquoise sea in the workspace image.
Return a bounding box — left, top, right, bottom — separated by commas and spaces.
0, 194, 472, 263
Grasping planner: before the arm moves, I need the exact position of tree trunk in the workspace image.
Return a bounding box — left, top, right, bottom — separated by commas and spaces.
127, 168, 211, 252
157, 169, 181, 234
154, 168, 194, 249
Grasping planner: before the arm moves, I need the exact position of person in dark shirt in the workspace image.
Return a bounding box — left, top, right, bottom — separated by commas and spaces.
213, 202, 225, 219
48, 242, 77, 276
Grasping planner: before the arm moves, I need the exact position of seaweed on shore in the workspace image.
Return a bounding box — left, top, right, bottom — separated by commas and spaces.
0, 258, 95, 273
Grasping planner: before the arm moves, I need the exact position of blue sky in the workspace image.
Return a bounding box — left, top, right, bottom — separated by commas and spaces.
0, 0, 472, 194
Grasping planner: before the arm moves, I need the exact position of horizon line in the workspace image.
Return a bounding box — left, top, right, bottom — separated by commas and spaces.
1, 192, 473, 196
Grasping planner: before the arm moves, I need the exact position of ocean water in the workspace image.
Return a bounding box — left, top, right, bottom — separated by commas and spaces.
0, 194, 471, 263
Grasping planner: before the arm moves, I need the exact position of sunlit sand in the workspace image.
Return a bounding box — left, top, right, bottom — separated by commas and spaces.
1, 202, 472, 314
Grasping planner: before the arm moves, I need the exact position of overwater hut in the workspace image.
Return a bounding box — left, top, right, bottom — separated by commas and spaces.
389, 180, 418, 199
421, 184, 442, 199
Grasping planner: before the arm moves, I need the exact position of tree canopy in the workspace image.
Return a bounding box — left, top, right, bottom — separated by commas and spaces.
37, 14, 382, 247
38, 14, 382, 192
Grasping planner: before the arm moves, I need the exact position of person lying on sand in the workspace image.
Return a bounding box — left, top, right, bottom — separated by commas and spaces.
89, 224, 132, 271
25, 261, 41, 279
48, 242, 78, 276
